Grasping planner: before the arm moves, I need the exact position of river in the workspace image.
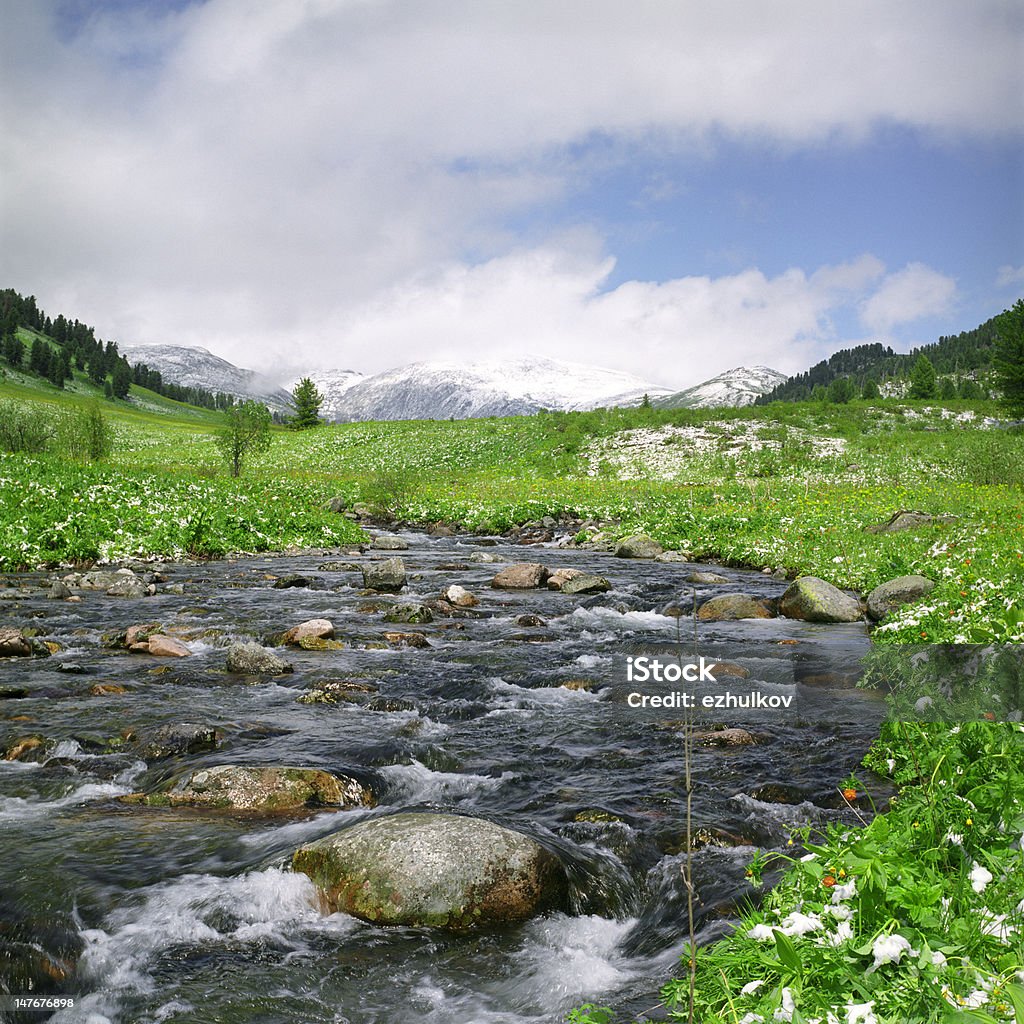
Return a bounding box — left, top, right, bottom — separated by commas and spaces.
0, 533, 884, 1024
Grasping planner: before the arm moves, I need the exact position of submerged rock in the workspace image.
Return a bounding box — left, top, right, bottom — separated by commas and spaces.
779, 577, 862, 623
273, 574, 312, 590
126, 764, 371, 812
686, 571, 730, 585
136, 723, 222, 760
292, 812, 568, 929
866, 575, 935, 621
225, 642, 294, 676
696, 594, 774, 621
613, 535, 663, 559
362, 557, 407, 593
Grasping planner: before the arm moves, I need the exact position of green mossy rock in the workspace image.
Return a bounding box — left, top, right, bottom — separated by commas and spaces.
779, 576, 862, 623
292, 812, 568, 929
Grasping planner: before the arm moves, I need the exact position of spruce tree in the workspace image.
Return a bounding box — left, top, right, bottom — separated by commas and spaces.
993, 299, 1024, 417
908, 355, 937, 399
290, 377, 324, 429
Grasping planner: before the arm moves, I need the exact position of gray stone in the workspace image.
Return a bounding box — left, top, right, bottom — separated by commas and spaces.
546, 567, 584, 591
613, 535, 663, 559
779, 577, 862, 623
137, 723, 221, 760
865, 511, 959, 534
225, 642, 294, 675
145, 635, 192, 658
325, 496, 349, 513
281, 619, 335, 645
655, 551, 690, 563
292, 812, 567, 929
106, 576, 148, 598
491, 563, 549, 589
273, 574, 312, 589
866, 575, 935, 621
383, 603, 433, 625
686, 571, 730, 584
442, 585, 478, 607
697, 594, 774, 621
560, 574, 612, 595
371, 534, 409, 550
362, 557, 407, 593
46, 581, 72, 600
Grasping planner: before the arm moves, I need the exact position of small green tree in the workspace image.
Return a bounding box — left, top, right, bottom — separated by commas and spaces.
908, 355, 937, 399
938, 376, 957, 400
861, 378, 880, 400
993, 299, 1024, 417
217, 400, 272, 477
827, 376, 854, 404
290, 377, 324, 429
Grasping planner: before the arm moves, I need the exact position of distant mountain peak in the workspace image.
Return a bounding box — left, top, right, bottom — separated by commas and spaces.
653, 366, 787, 409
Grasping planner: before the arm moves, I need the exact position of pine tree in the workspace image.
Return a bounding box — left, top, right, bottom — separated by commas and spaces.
993, 299, 1024, 418
861, 378, 880, 400
908, 355, 937, 399
290, 377, 324, 429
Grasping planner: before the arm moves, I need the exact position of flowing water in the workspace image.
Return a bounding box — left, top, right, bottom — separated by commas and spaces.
0, 534, 885, 1024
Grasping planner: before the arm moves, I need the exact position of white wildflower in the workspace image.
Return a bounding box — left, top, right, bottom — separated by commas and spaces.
980, 912, 1015, 942
779, 911, 823, 937
931, 950, 947, 967
846, 1003, 877, 1024
747, 924, 774, 941
970, 862, 992, 893
831, 880, 857, 903
871, 933, 912, 968
773, 987, 796, 1022
740, 979, 765, 995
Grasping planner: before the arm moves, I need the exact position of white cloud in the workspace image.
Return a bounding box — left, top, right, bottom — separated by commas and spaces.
0, 1, 1016, 374
860, 263, 958, 332
996, 265, 1024, 288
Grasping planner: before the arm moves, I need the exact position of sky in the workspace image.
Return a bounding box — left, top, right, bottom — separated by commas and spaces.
1, 0, 1022, 390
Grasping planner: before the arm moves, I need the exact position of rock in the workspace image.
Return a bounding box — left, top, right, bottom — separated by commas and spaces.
442, 585, 478, 607
124, 623, 161, 647
382, 631, 430, 649
225, 642, 294, 676
325, 496, 349, 513
319, 560, 361, 572
145, 635, 192, 658
560, 679, 593, 691
709, 662, 750, 679
4, 736, 45, 761
128, 765, 371, 812
491, 563, 549, 589
273, 574, 312, 589
136, 723, 222, 760
0, 685, 29, 698
90, 683, 128, 695
371, 535, 409, 551
79, 570, 123, 590
383, 603, 433, 625
0, 628, 32, 657
298, 680, 378, 705
866, 575, 935, 621
655, 551, 690, 563
282, 619, 335, 645
46, 581, 72, 600
516, 614, 546, 627
693, 727, 757, 747
546, 568, 584, 590
779, 577, 862, 623
362, 557, 407, 593
865, 510, 959, 534
105, 576, 148, 598
292, 812, 568, 929
365, 696, 417, 713
613, 535, 663, 559
297, 636, 346, 651
560, 574, 612, 596
469, 551, 502, 563
686, 571, 730, 585
697, 595, 774, 621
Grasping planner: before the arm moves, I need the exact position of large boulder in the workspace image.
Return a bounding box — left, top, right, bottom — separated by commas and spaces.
292, 812, 567, 929
491, 563, 549, 589
371, 535, 409, 551
865, 511, 958, 534
225, 642, 294, 675
613, 535, 664, 559
144, 635, 191, 658
779, 577, 862, 623
126, 765, 371, 812
866, 575, 935, 621
697, 594, 774, 621
0, 628, 32, 657
383, 603, 433, 625
281, 619, 335, 645
362, 557, 407, 593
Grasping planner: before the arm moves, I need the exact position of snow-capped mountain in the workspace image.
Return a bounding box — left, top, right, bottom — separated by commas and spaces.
293, 358, 674, 421
121, 345, 294, 412
654, 366, 788, 409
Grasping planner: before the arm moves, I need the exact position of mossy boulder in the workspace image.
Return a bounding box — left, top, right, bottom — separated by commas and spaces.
613, 535, 663, 559
779, 576, 862, 623
560, 573, 612, 595
292, 812, 567, 929
225, 642, 294, 675
126, 765, 372, 812
382, 602, 434, 625
866, 575, 935, 621
362, 557, 407, 593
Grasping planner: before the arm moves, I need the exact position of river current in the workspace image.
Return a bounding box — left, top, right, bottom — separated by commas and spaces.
0, 533, 884, 1024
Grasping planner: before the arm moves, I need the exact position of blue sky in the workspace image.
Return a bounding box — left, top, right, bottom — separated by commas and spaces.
1, 0, 1021, 388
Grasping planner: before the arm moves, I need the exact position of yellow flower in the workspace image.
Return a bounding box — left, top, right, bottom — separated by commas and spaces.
966, 818, 973, 826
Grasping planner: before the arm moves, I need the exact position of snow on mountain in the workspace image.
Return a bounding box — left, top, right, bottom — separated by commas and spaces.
293, 357, 674, 421
120, 345, 294, 412
654, 366, 788, 409
284, 368, 364, 420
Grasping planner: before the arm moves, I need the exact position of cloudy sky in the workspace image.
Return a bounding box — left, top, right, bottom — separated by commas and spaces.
1, 0, 1022, 388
